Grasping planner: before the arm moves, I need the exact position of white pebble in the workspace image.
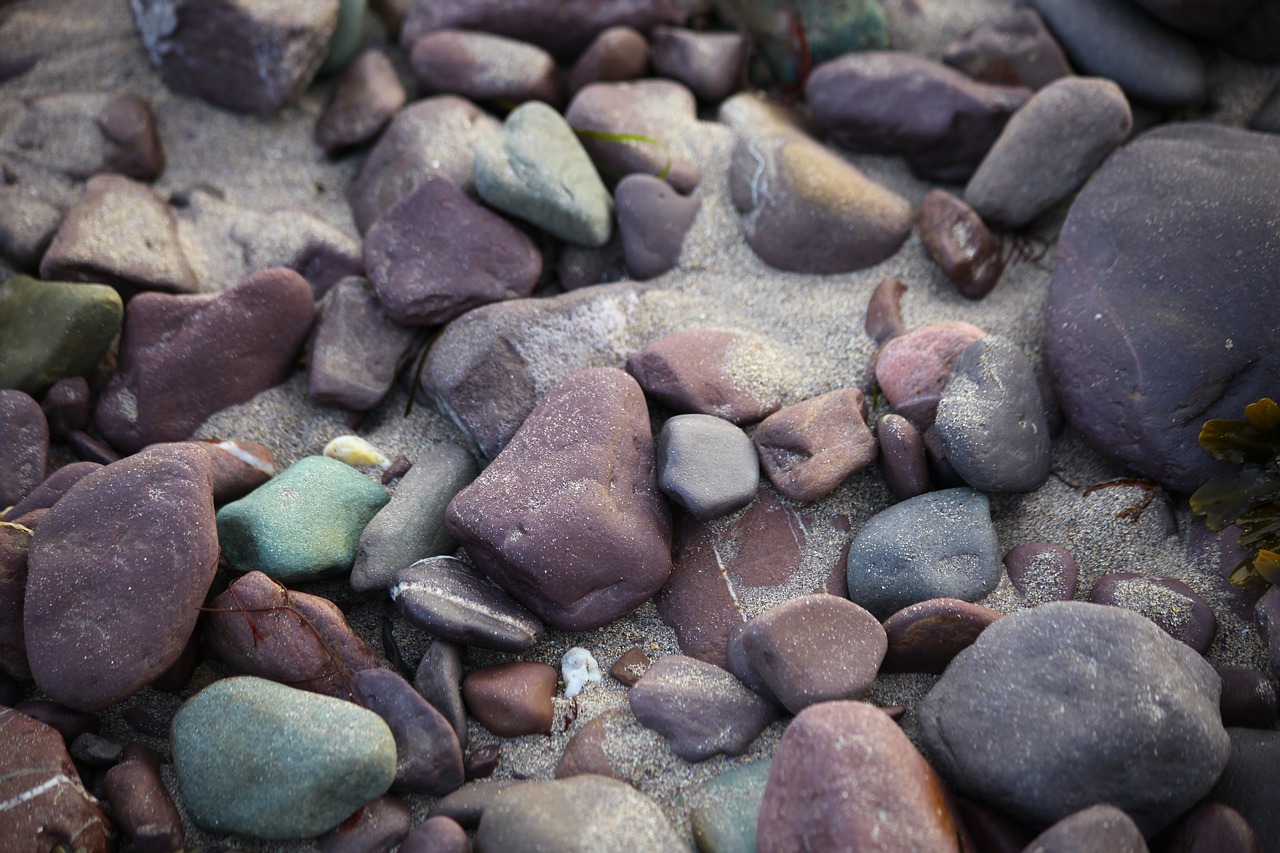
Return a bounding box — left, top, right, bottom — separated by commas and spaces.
323, 435, 391, 470
561, 647, 602, 698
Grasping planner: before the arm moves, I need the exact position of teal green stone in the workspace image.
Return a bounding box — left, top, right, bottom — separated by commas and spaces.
690, 759, 773, 853
715, 0, 889, 86
0, 275, 123, 394
171, 676, 396, 839
216, 455, 389, 583
319, 0, 367, 76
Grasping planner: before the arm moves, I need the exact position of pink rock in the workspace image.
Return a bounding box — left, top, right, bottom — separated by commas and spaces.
875, 321, 985, 428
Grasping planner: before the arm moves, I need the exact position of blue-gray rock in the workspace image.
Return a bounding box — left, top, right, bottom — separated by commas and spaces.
657, 414, 758, 521
615, 173, 700, 280
1130, 0, 1259, 36
846, 488, 1000, 618
689, 760, 771, 853
475, 101, 613, 247
1207, 728, 1280, 852
307, 276, 418, 412
1024, 805, 1148, 853
965, 77, 1132, 229
390, 556, 545, 652
171, 676, 396, 839
919, 601, 1230, 836
942, 8, 1072, 90
933, 336, 1051, 493
1045, 124, 1280, 494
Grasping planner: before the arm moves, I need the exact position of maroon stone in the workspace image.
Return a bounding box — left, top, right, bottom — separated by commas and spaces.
189, 439, 276, 505
352, 668, 465, 796
40, 377, 90, 438
428, 780, 520, 829
609, 647, 651, 687
461, 661, 558, 737
918, 189, 1004, 300
11, 701, 101, 744
877, 413, 929, 501
1169, 803, 1264, 853
319, 795, 412, 853
464, 744, 500, 781
1255, 586, 1280, 678
615, 173, 701, 280
1216, 665, 1278, 729
307, 276, 417, 411
881, 598, 1002, 675
754, 389, 876, 502
955, 796, 1037, 853
400, 815, 470, 853
0, 389, 47, 510
1024, 804, 1148, 852
316, 49, 407, 156
864, 276, 907, 344
0, 520, 31, 679
555, 711, 620, 779
411, 29, 560, 106
943, 9, 1072, 90
103, 743, 184, 853
875, 321, 985, 429
1004, 541, 1077, 606
66, 431, 120, 466
1088, 573, 1217, 654
650, 27, 746, 102
567, 26, 648, 96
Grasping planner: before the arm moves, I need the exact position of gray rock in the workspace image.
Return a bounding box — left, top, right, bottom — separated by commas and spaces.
414, 640, 468, 749
919, 601, 1231, 836
1218, 0, 1280, 63
943, 9, 1072, 90
689, 760, 770, 853
307, 276, 418, 412
391, 556, 545, 652
657, 414, 758, 521
410, 29, 560, 106
845, 487, 1000, 618
350, 667, 465, 796
650, 26, 745, 103
615, 173, 700, 280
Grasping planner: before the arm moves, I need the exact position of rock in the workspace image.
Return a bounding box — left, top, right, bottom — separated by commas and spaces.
0, 276, 122, 396
0, 521, 31, 679
722, 94, 912, 273
933, 336, 1051, 493
1131, 0, 1260, 35
349, 96, 501, 234
657, 414, 758, 521
208, 201, 363, 298
24, 444, 217, 711
567, 26, 649, 96
475, 101, 613, 247
1, 461, 100, 523
475, 775, 690, 852
391, 556, 545, 652
445, 368, 672, 632
651, 26, 746, 103
1256, 587, 1280, 677
171, 676, 396, 839
877, 413, 929, 501
863, 276, 906, 344
364, 174, 543, 326
40, 377, 90, 438
874, 321, 985, 430
943, 9, 1072, 90
410, 29, 560, 106
1216, 665, 1278, 729
754, 388, 876, 502
917, 190, 1004, 300
319, 795, 412, 853
94, 268, 315, 453
461, 661, 558, 737
629, 654, 779, 762
0, 706, 113, 852
194, 439, 275, 505
1207, 728, 1280, 851
609, 647, 651, 686
555, 710, 622, 779
920, 601, 1231, 836
307, 276, 417, 411
131, 0, 340, 114
1024, 805, 1148, 853
1218, 0, 1280, 62
351, 668, 465, 796
881, 598, 1001, 675
805, 51, 1030, 182
429, 779, 520, 829
0, 92, 164, 181
103, 743, 184, 853
1003, 542, 1077, 606
1168, 803, 1266, 853
319, 0, 368, 76
414, 641, 468, 749
69, 731, 122, 767
1251, 83, 1280, 135
965, 77, 1132, 229
0, 189, 61, 270
0, 389, 47, 510
352, 444, 477, 592
1027, 0, 1205, 107
1044, 124, 1280, 494
758, 701, 962, 852
316, 50, 407, 155
401, 814, 470, 853
1088, 573, 1217, 655
615, 173, 701, 280
13, 700, 101, 744
689, 760, 770, 853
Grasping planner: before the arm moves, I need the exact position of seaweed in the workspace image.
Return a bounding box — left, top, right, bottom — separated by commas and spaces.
571, 127, 673, 181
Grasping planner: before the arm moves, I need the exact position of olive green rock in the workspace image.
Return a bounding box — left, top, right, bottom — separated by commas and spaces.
319, 0, 367, 76
0, 275, 122, 394
216, 455, 389, 583
690, 760, 772, 853
715, 0, 889, 86
171, 676, 396, 839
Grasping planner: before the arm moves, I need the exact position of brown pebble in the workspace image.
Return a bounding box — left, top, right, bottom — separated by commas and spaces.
462, 661, 558, 737
918, 189, 1004, 300
1216, 665, 1279, 729
428, 779, 521, 829
754, 388, 877, 503
104, 743, 184, 853
567, 26, 649, 96
877, 414, 929, 500
40, 376, 91, 437
400, 814, 470, 853
318, 795, 412, 853
1167, 802, 1264, 853
609, 647, 651, 686
865, 276, 907, 344
465, 744, 501, 780
14, 700, 101, 744
555, 710, 622, 780
881, 598, 1002, 674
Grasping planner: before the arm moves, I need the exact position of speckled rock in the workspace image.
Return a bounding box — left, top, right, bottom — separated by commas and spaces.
0, 521, 32, 679
0, 390, 47, 511
1207, 728, 1280, 851
1217, 665, 1278, 729
104, 743, 184, 853
1088, 573, 1217, 655
462, 661, 558, 737
0, 276, 122, 396
877, 413, 929, 501
410, 29, 560, 106
754, 388, 876, 502
615, 173, 701, 280
307, 276, 417, 412
1004, 542, 1077, 606
690, 760, 771, 853
391, 556, 545, 652
1, 462, 100, 524
874, 321, 985, 429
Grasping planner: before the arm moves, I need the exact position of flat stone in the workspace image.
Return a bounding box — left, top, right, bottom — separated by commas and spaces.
307, 276, 418, 411
1003, 542, 1077, 606
918, 190, 1004, 300
881, 598, 1002, 675
754, 388, 876, 503
615, 173, 701, 280
1089, 573, 1218, 655
351, 668, 465, 796
391, 556, 545, 652
567, 26, 649, 96
0, 389, 47, 510
657, 414, 758, 521
874, 321, 985, 430
316, 49, 407, 156
410, 29, 560, 105
943, 9, 1072, 90
462, 661, 558, 737
689, 760, 770, 853
1024, 805, 1148, 853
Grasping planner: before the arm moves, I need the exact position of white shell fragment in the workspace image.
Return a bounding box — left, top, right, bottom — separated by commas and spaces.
323, 435, 391, 470
561, 647, 602, 698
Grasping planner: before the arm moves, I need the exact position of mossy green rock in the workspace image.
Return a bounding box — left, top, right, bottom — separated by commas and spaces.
171, 676, 396, 839
319, 0, 367, 76
0, 275, 122, 394
715, 0, 888, 86
690, 759, 772, 853
216, 455, 389, 583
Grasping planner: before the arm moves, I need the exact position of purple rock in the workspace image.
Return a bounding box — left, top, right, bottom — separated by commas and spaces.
1023, 804, 1148, 852
1256, 587, 1280, 678
0, 389, 48, 510
754, 388, 877, 503
614, 173, 701, 280
943, 9, 1072, 90
319, 795, 412, 853
40, 376, 90, 438
650, 26, 746, 102
400, 815, 469, 853
351, 668, 465, 796
881, 598, 1002, 675
410, 29, 560, 106
1169, 802, 1265, 853
103, 743, 184, 853
307, 276, 417, 411
877, 413, 929, 501
566, 26, 648, 96
1207, 729, 1280, 852
316, 49, 407, 156
1216, 665, 1278, 729
0, 520, 31, 679
1003, 541, 1078, 606
874, 322, 985, 430
0, 92, 164, 181
1089, 573, 1218, 655
864, 276, 907, 344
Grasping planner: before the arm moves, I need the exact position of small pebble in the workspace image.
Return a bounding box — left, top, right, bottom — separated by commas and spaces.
864, 276, 907, 344
1088, 573, 1218, 654
464, 744, 500, 781
315, 49, 406, 155
615, 173, 701, 280
1004, 542, 1078, 606
1167, 802, 1264, 853
918, 189, 1004, 300
391, 556, 546, 652
874, 321, 986, 429
39, 376, 90, 438
414, 641, 468, 750
0, 390, 48, 510
650, 26, 746, 102
881, 598, 1002, 674
1216, 665, 1279, 729
566, 26, 648, 96
657, 414, 759, 520
324, 434, 392, 469
103, 743, 184, 853
877, 414, 929, 500
754, 388, 877, 503
462, 661, 558, 737
943, 9, 1072, 90
318, 795, 412, 853
352, 668, 465, 796
428, 779, 520, 829
609, 647, 652, 686
400, 814, 470, 853
410, 29, 560, 106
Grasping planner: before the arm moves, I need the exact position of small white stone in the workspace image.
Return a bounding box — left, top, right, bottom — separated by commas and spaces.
323, 435, 391, 470
561, 647, 602, 698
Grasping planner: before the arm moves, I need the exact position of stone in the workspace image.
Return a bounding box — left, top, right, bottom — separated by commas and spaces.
629, 654, 779, 762
414, 641, 468, 749
0, 389, 47, 510
1024, 805, 1148, 853
94, 267, 315, 453
131, 0, 340, 114
966, 77, 1132, 229
881, 598, 1002, 675
1218, 0, 1280, 63
195, 439, 275, 505
12, 700, 101, 744
1217, 665, 1278, 729
391, 556, 545, 652
758, 701, 962, 852
1028, 0, 1206, 107
609, 647, 651, 686
0, 92, 164, 181
0, 521, 31, 679
1089, 573, 1218, 655
1003, 542, 1077, 606
364, 174, 543, 326
319, 795, 412, 853
40, 377, 90, 437
429, 779, 520, 829
445, 368, 672, 632
171, 676, 396, 839
689, 760, 770, 853
805, 51, 1030, 182
0, 275, 121, 395
410, 29, 560, 106
877, 413, 929, 501
1257, 587, 1280, 677
1251, 83, 1280, 135
920, 601, 1231, 836
0, 189, 61, 271
555, 711, 622, 779
348, 96, 501, 234
567, 26, 649, 96
307, 276, 417, 412
24, 444, 217, 711
1169, 803, 1265, 853
462, 661, 558, 737
1045, 124, 1280, 494
1, 462, 100, 523
933, 336, 1051, 493
69, 731, 123, 767
212, 202, 364, 299
475, 101, 612, 247
863, 276, 906, 344
657, 414, 758, 520
875, 321, 986, 430
943, 9, 1072, 90
351, 668, 465, 796
1207, 728, 1280, 851
316, 49, 407, 156
352, 444, 477, 592
917, 190, 1004, 300
615, 173, 701, 280
401, 815, 470, 853
1131, 0, 1260, 35
754, 388, 876, 502
651, 26, 745, 103
846, 488, 1000, 618
103, 743, 184, 853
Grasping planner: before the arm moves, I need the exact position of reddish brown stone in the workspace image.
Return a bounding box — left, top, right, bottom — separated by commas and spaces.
1, 463, 101, 523
881, 598, 1002, 674
874, 321, 986, 429
190, 439, 276, 505
567, 26, 649, 96
609, 647, 651, 687
0, 389, 47, 510
462, 661, 558, 737
554, 712, 619, 779
919, 189, 1004, 300
864, 276, 907, 344
1088, 573, 1217, 655
754, 389, 876, 502
316, 50, 407, 155
319, 795, 412, 853
104, 743, 184, 853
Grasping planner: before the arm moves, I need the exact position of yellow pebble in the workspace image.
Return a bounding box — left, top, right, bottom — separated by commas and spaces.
323, 435, 391, 469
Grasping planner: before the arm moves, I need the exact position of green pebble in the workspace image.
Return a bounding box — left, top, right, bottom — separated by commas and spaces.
319, 0, 367, 76
690, 759, 773, 853
0, 275, 122, 395
216, 455, 389, 583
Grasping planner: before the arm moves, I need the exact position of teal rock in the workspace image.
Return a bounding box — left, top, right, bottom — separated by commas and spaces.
216, 455, 389, 583
0, 275, 123, 395
475, 101, 613, 247
320, 0, 367, 76
171, 676, 396, 839
690, 760, 772, 853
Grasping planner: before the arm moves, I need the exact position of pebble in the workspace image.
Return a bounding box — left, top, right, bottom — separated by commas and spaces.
315, 49, 407, 156
863, 276, 907, 344
429, 779, 520, 829
445, 368, 672, 632
805, 51, 1029, 182
0, 190, 61, 270
1088, 573, 1217, 655
716, 0, 888, 87
874, 321, 985, 430
69, 731, 122, 767
629, 654, 780, 762
319, 0, 368, 76
1208, 728, 1280, 851
555, 709, 622, 779
754, 389, 877, 503
920, 601, 1230, 836
1003, 542, 1078, 606
657, 414, 759, 520
475, 101, 613, 247
943, 9, 1072, 90
400, 814, 470, 853
325, 434, 392, 469
349, 96, 501, 234
103, 743, 184, 853
1168, 802, 1265, 853
461, 661, 558, 737
0, 389, 47, 511
132, 0, 339, 113
352, 444, 477, 592
40, 376, 89, 438
1216, 665, 1279, 729
689, 759, 771, 853
966, 77, 1132, 229
392, 555, 546, 652
651, 26, 746, 103
758, 701, 962, 851
171, 676, 396, 838
609, 647, 652, 686
410, 29, 560, 106
881, 598, 1002, 674
561, 647, 601, 698
846, 487, 1001, 618
196, 439, 276, 505
94, 267, 315, 453
917, 189, 1004, 300
0, 521, 31, 679
319, 795, 412, 853
0, 275, 122, 396
956, 795, 1037, 853
307, 276, 417, 412
1025, 804, 1148, 852
218, 202, 364, 299
217, 455, 389, 583
414, 641, 468, 749
615, 173, 701, 280
876, 413, 929, 500
1254, 586, 1280, 677
351, 668, 465, 796
0, 91, 164, 182
567, 26, 649, 96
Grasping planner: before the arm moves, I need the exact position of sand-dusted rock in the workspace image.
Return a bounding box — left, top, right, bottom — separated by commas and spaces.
651, 27, 745, 103
657, 414, 758, 521
0, 92, 164, 182
943, 8, 1072, 90
391, 556, 545, 652
315, 49, 406, 155
0, 276, 122, 396
40, 377, 90, 438
1, 462, 100, 523
918, 190, 1004, 300
615, 173, 700, 280
307, 276, 417, 412
1089, 573, 1217, 654
410, 29, 560, 106
874, 321, 985, 429
689, 760, 770, 853
319, 795, 412, 853
1004, 541, 1077, 606
567, 26, 649, 96
0, 389, 47, 510
754, 388, 876, 502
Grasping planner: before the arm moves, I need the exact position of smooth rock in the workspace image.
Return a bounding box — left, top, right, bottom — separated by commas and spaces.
567, 26, 648, 96
918, 189, 1004, 300
351, 667, 465, 796
0, 521, 31, 679
0, 275, 122, 395
881, 598, 1001, 675
391, 556, 545, 652
307, 276, 417, 411
411, 29, 560, 105
555, 710, 622, 780
40, 377, 90, 437
876, 413, 929, 500
754, 388, 876, 502
874, 321, 985, 430
1169, 802, 1265, 853
863, 276, 906, 344
1207, 728, 1280, 851
651, 26, 746, 103
414, 641, 468, 749
1003, 542, 1077, 606
1217, 665, 1279, 729
316, 49, 407, 156
609, 647, 651, 686
1131, 0, 1260, 35
615, 173, 700, 280
210, 201, 363, 299
0, 389, 47, 510
1, 461, 100, 523
401, 815, 470, 853
429, 779, 520, 829
194, 439, 275, 505
103, 743, 184, 853
461, 661, 557, 737
1025, 805, 1148, 853
657, 414, 758, 521
0, 92, 164, 181
690, 760, 770, 853
1256, 586, 1280, 677
1088, 573, 1217, 655
943, 9, 1072, 90
319, 795, 411, 853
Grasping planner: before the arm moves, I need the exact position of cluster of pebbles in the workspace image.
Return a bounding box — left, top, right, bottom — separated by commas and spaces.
1, 0, 1279, 851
